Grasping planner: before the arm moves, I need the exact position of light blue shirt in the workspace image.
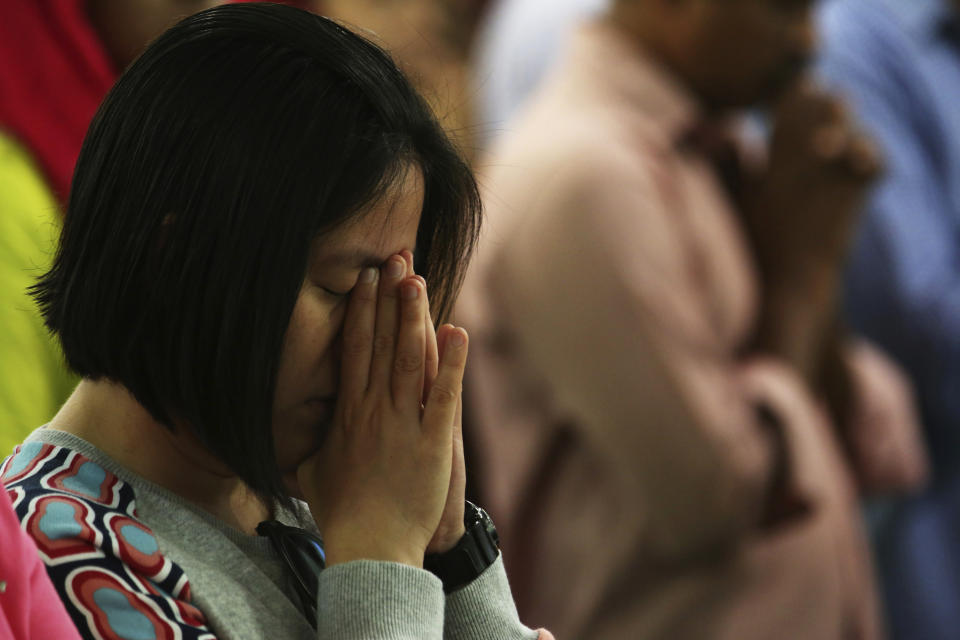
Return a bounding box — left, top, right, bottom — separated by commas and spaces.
820, 0, 960, 471
818, 1, 960, 638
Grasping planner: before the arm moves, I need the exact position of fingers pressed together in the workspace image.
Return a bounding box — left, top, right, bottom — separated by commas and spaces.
337, 250, 467, 436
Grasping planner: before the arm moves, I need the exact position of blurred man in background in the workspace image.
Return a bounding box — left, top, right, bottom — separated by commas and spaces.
818, 0, 960, 638
459, 0, 927, 637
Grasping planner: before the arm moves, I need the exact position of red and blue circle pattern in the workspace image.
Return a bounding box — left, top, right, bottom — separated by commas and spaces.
2, 443, 213, 639
67, 568, 182, 640
22, 494, 104, 565
45, 451, 123, 507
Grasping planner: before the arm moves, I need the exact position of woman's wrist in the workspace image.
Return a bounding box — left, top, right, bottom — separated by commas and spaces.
322, 519, 430, 568
324, 536, 426, 569
426, 523, 466, 555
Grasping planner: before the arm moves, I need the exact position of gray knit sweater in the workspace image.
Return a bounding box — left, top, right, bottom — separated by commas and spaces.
13, 428, 539, 640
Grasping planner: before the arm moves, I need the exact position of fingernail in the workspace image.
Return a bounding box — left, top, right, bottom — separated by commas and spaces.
401, 283, 419, 300
385, 259, 404, 279
450, 329, 466, 347
359, 267, 377, 283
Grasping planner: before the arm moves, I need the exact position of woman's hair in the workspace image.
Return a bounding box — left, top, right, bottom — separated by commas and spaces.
31, 2, 481, 504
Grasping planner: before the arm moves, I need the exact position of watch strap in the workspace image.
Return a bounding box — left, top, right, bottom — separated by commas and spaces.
424, 501, 499, 594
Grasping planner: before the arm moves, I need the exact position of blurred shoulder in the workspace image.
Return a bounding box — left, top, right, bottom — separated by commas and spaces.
479, 92, 656, 203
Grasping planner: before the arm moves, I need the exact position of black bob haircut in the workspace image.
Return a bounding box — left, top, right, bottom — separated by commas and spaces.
32, 3, 481, 505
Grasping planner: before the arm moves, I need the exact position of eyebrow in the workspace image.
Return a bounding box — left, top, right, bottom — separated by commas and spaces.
316, 249, 386, 269
313, 246, 418, 270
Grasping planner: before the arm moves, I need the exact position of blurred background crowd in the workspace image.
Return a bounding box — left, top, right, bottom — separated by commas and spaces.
1, 0, 957, 638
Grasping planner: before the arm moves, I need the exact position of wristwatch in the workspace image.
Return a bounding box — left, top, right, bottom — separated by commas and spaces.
424, 501, 500, 594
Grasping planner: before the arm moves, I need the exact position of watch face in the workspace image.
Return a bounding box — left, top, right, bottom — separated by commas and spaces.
465, 502, 499, 547
484, 516, 500, 547
463, 500, 484, 527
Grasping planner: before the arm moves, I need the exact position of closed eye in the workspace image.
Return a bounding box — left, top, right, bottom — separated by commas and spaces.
322, 287, 350, 298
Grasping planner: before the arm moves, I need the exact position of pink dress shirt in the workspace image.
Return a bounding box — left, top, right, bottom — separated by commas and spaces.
459, 20, 926, 640
1, 484, 81, 639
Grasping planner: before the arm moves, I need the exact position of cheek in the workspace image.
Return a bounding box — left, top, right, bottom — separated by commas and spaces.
292, 292, 344, 354
275, 292, 345, 395
272, 295, 344, 471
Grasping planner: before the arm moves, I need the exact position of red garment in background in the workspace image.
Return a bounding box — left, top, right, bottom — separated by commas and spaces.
0, 0, 116, 205
0, 1, 315, 207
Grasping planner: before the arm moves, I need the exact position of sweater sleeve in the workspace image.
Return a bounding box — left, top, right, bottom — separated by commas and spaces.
444, 555, 541, 640
314, 560, 444, 640
314, 555, 555, 640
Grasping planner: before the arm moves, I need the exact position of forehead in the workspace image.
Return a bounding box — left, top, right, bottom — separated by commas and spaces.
310, 167, 424, 268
